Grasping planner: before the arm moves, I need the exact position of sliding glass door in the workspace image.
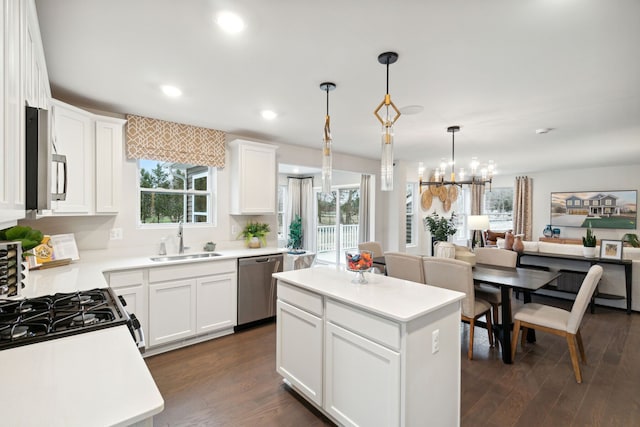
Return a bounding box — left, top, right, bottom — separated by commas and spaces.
315, 187, 360, 265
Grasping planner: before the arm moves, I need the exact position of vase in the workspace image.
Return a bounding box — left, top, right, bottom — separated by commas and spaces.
513, 235, 525, 253
248, 237, 261, 248
583, 246, 596, 258
504, 231, 514, 250
543, 225, 553, 238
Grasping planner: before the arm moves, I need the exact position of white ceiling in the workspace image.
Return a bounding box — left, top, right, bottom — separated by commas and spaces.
35, 0, 640, 177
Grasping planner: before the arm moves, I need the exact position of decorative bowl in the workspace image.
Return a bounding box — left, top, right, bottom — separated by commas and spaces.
345, 250, 373, 283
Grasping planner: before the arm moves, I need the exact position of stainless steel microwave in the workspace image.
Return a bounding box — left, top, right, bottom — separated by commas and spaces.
25, 105, 66, 216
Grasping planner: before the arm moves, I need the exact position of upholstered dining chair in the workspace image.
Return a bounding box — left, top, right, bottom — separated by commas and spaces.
511, 265, 603, 383
473, 248, 518, 326
384, 252, 425, 283
423, 257, 494, 360
358, 241, 385, 273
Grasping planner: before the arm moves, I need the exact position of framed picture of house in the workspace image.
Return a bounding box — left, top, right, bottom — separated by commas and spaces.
550, 190, 637, 229
600, 239, 623, 260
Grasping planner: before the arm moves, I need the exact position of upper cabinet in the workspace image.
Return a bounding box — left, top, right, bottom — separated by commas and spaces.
0, 0, 50, 228
50, 99, 126, 216
229, 139, 278, 215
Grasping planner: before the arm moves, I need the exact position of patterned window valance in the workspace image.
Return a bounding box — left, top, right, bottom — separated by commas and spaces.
126, 114, 226, 167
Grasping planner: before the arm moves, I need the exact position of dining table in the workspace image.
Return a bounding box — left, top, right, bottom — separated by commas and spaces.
472, 263, 560, 364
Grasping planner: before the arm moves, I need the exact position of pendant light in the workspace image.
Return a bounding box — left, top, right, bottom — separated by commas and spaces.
320, 82, 336, 193
374, 51, 401, 191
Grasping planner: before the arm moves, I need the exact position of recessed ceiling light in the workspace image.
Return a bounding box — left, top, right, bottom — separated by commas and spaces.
535, 128, 553, 134
216, 11, 245, 34
161, 85, 182, 97
399, 105, 424, 115
261, 110, 277, 120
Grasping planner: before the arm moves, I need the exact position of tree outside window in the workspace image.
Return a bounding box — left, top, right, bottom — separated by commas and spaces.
484, 187, 513, 230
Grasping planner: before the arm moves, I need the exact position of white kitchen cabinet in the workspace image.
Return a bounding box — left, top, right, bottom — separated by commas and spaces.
149, 278, 197, 347
108, 269, 148, 340
49, 99, 125, 215
147, 259, 237, 352
229, 139, 277, 215
95, 117, 125, 213
276, 298, 323, 406
196, 272, 236, 334
325, 321, 400, 426
50, 100, 93, 213
0, 0, 25, 228
23, 0, 50, 109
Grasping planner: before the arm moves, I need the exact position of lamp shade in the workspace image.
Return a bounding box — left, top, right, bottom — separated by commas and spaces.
467, 215, 490, 230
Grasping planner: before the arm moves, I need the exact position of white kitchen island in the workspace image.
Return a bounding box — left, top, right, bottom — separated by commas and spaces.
273, 266, 465, 427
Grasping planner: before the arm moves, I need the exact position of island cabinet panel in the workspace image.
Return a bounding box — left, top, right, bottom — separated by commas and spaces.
274, 268, 463, 427
325, 322, 400, 427
276, 299, 323, 406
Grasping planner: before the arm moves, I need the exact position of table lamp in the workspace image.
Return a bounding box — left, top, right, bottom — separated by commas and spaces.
467, 215, 490, 249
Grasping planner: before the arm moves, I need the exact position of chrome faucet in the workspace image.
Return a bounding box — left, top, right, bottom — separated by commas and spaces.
178, 221, 184, 254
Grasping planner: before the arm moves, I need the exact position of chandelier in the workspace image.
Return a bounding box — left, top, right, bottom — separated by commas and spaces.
419, 125, 494, 192
320, 82, 336, 193
374, 51, 401, 192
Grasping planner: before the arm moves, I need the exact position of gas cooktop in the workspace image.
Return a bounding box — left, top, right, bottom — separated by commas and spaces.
0, 288, 130, 350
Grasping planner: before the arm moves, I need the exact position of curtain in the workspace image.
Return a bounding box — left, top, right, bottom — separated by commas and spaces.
470, 183, 485, 215
126, 114, 226, 167
513, 176, 533, 240
286, 177, 314, 250
358, 174, 371, 243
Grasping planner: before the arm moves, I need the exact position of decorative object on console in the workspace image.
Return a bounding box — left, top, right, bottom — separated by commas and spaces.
319, 82, 336, 193
286, 215, 305, 254
419, 125, 494, 192
345, 250, 373, 284
553, 228, 561, 238
512, 234, 525, 254
582, 225, 597, 258
543, 224, 553, 238
599, 239, 623, 260
374, 51, 401, 192
239, 221, 270, 248
622, 233, 639, 247
467, 215, 489, 248
504, 231, 515, 250
550, 190, 637, 230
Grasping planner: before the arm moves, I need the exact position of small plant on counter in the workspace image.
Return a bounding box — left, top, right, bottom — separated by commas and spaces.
582, 224, 597, 247
238, 221, 270, 247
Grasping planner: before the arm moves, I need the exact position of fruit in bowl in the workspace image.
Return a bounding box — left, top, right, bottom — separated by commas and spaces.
346, 250, 373, 271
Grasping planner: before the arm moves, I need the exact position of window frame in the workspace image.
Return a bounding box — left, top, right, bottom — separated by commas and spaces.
137, 159, 217, 228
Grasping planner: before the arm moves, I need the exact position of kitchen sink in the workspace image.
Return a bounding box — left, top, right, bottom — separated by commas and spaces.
150, 253, 223, 262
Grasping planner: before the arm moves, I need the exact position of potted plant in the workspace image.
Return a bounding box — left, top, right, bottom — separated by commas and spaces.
622, 233, 639, 248
286, 215, 305, 254
239, 221, 270, 248
424, 212, 457, 254
0, 225, 44, 255
582, 224, 597, 258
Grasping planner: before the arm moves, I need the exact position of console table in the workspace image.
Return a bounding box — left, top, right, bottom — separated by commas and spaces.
517, 251, 633, 314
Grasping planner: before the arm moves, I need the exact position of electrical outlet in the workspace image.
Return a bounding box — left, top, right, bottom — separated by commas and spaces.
231, 225, 238, 235
109, 228, 123, 240
432, 329, 440, 354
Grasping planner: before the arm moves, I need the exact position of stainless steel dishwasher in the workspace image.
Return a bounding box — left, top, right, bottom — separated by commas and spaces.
237, 254, 283, 328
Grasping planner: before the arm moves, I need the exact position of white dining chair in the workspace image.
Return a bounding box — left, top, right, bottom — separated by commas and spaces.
384, 252, 425, 283
473, 248, 518, 326
423, 257, 494, 360
510, 265, 603, 383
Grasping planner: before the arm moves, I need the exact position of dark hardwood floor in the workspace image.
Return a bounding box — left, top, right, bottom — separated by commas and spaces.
145, 296, 640, 426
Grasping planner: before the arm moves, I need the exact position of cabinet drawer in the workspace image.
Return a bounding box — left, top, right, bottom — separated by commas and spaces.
149, 259, 236, 283
326, 300, 400, 351
108, 270, 144, 288
277, 282, 323, 317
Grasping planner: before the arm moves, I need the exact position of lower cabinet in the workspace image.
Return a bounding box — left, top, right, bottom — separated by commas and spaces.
148, 278, 197, 346
325, 322, 400, 427
276, 299, 323, 406
196, 273, 236, 334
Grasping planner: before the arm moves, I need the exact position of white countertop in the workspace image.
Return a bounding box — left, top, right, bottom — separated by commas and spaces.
274, 266, 464, 322
0, 326, 164, 427
7, 246, 283, 426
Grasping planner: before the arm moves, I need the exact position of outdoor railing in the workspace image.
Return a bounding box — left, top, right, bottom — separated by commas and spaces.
316, 224, 359, 255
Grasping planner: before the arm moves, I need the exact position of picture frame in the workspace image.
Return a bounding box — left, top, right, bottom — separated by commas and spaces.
550, 190, 637, 229
599, 239, 623, 260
